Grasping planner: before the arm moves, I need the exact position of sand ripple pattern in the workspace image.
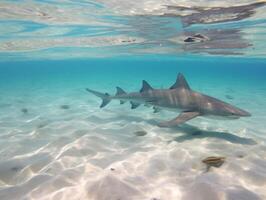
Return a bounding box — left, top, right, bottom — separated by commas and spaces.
0, 84, 266, 200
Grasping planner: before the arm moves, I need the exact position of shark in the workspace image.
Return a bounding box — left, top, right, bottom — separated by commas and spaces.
86, 73, 251, 127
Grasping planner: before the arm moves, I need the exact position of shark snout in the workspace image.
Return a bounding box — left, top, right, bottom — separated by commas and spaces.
238, 109, 251, 117
231, 107, 251, 117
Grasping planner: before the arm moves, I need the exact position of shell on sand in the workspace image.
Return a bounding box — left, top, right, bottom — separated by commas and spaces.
202, 156, 226, 168
134, 131, 147, 136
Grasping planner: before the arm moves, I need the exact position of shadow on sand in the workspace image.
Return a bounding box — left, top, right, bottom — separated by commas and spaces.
99, 114, 257, 145
169, 124, 257, 145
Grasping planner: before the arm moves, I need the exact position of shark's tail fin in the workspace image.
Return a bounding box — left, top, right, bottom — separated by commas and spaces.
86, 88, 111, 108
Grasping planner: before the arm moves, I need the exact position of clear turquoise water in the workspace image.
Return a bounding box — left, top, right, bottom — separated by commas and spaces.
1, 57, 266, 200
0, 1, 266, 200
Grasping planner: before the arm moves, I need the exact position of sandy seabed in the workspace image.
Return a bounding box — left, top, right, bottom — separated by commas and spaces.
0, 85, 265, 200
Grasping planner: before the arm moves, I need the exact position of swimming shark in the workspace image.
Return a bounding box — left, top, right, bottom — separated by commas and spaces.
86, 73, 251, 127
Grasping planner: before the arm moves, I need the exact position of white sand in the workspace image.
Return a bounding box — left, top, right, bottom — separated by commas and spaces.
0, 84, 265, 200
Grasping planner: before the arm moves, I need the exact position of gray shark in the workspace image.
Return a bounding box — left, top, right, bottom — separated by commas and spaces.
86, 73, 251, 127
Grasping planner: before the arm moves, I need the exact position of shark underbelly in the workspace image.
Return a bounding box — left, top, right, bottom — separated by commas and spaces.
157, 106, 184, 113
204, 115, 240, 120
150, 101, 191, 113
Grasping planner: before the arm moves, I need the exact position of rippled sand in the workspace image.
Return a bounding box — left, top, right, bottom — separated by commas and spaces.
0, 75, 265, 200
0, 0, 266, 199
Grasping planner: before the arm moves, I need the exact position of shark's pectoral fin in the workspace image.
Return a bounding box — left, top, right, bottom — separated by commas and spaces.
153, 106, 161, 113
158, 111, 200, 127
120, 100, 126, 104
144, 103, 152, 108
130, 101, 141, 109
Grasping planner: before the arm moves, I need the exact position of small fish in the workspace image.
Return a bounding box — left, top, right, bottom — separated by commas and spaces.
60, 105, 70, 109
225, 95, 234, 100
134, 131, 147, 136
21, 108, 28, 114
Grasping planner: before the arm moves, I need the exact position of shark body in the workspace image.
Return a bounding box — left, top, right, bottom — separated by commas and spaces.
86, 73, 251, 127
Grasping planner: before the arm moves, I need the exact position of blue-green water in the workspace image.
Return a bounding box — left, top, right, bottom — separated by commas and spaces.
1, 0, 266, 200
0, 57, 266, 200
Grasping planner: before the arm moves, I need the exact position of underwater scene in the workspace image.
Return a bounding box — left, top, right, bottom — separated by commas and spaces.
0, 1, 266, 200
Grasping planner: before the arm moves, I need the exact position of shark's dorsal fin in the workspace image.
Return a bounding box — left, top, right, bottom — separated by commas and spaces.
116, 87, 126, 96
170, 73, 190, 90
140, 80, 153, 93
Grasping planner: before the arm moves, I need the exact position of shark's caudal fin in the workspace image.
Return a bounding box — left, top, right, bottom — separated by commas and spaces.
170, 73, 191, 90
86, 88, 111, 108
